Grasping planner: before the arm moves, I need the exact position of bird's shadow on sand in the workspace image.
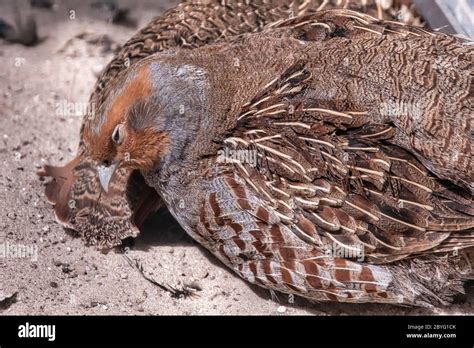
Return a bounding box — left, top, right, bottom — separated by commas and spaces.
129, 210, 472, 315
130, 209, 197, 250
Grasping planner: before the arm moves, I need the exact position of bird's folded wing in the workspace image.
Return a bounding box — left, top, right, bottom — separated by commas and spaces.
196, 162, 469, 305
197, 163, 401, 304
208, 10, 474, 263
190, 12, 474, 302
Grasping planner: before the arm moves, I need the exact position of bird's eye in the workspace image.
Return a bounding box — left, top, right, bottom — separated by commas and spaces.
112, 124, 124, 145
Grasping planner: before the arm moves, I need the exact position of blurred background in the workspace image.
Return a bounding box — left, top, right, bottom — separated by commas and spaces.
0, 0, 473, 48
414, 0, 474, 38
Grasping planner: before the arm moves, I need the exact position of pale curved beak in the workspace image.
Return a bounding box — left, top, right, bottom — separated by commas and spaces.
97, 162, 119, 192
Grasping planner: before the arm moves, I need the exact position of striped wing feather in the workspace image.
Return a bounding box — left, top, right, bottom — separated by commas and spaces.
198, 164, 399, 303
194, 10, 473, 305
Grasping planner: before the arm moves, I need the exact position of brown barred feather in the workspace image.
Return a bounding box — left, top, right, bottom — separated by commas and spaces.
140, 9, 472, 306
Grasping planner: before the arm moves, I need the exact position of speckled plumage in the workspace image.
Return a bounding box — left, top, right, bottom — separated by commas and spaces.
41, 3, 473, 306
41, 0, 421, 248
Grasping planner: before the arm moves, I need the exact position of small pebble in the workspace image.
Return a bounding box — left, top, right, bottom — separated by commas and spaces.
184, 280, 202, 292
91, 64, 104, 77
61, 264, 74, 274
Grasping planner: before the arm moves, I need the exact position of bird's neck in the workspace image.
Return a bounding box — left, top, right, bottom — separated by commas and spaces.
146, 35, 306, 181
147, 61, 211, 180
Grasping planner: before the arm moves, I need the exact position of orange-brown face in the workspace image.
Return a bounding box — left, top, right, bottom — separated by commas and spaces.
83, 63, 170, 191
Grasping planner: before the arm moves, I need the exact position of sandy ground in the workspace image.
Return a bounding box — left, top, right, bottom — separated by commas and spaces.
0, 0, 472, 315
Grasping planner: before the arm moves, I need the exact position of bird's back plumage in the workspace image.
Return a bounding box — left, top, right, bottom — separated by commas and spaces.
139, 10, 473, 306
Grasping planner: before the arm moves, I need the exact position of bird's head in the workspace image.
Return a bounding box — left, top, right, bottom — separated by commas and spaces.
83, 58, 208, 192
84, 56, 208, 191
83, 62, 170, 191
